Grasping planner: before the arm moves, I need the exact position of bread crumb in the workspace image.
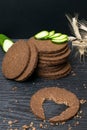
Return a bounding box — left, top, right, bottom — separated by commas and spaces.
61, 121, 65, 125
12, 86, 18, 91
50, 123, 54, 126
30, 122, 34, 127
43, 124, 47, 128
68, 124, 72, 130
32, 127, 36, 130
22, 124, 29, 130
56, 123, 59, 125
80, 99, 87, 104
83, 83, 87, 88
43, 120, 46, 123
74, 121, 79, 126
22, 122, 35, 130
39, 123, 43, 128
13, 120, 18, 123
71, 71, 76, 76
79, 110, 83, 114
8, 121, 13, 126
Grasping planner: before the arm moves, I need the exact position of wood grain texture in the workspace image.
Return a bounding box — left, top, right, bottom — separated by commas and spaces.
0, 43, 87, 130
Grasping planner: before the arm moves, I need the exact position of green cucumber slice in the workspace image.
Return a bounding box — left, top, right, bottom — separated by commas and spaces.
34, 31, 49, 39
52, 34, 68, 40
2, 39, 14, 52
0, 34, 12, 46
49, 33, 62, 39
0, 34, 14, 52
48, 30, 55, 38
52, 38, 68, 44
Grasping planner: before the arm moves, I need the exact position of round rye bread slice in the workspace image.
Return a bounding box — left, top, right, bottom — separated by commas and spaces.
28, 37, 68, 54
39, 45, 69, 57
16, 40, 38, 81
38, 63, 71, 79
38, 67, 71, 80
37, 63, 66, 73
38, 58, 67, 67
30, 87, 80, 123
39, 49, 71, 61
2, 40, 29, 79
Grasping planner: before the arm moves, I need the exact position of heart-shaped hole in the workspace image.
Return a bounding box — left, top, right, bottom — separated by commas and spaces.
43, 100, 68, 119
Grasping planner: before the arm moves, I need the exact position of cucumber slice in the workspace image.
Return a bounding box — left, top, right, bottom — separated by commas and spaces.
52, 34, 68, 40
0, 34, 12, 46
48, 30, 55, 38
0, 34, 14, 52
52, 38, 68, 44
49, 33, 62, 38
2, 39, 14, 52
34, 31, 49, 39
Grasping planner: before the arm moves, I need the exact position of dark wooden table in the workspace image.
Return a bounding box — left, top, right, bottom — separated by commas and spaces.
0, 44, 87, 130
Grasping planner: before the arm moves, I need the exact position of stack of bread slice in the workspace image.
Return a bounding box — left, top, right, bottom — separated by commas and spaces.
28, 37, 71, 79
2, 32, 71, 81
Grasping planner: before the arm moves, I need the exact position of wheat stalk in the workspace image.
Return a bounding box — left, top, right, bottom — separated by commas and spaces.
66, 14, 87, 62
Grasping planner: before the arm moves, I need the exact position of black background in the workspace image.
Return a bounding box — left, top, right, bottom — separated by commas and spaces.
0, 0, 87, 38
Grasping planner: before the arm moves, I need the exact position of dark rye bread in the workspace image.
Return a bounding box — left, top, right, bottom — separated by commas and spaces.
39, 45, 69, 57
38, 63, 71, 79
15, 40, 38, 81
38, 58, 67, 67
2, 36, 71, 81
30, 87, 80, 122
37, 63, 66, 73
39, 49, 71, 61
38, 67, 71, 80
28, 37, 68, 54
2, 40, 29, 79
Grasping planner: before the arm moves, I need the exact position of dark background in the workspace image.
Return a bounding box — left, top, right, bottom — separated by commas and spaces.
0, 0, 87, 38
